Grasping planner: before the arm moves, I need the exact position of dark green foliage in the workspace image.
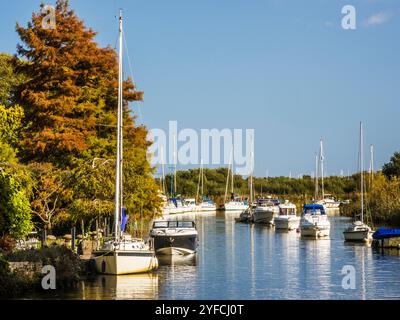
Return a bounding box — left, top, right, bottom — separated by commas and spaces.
382, 151, 400, 179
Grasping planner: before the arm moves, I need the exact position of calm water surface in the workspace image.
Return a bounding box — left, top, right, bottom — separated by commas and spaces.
35, 211, 400, 300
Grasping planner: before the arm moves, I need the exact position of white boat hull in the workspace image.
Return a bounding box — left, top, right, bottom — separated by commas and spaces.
224, 204, 249, 211
253, 210, 275, 224
274, 216, 300, 230
93, 250, 158, 275
300, 217, 330, 238
300, 226, 330, 238
343, 230, 372, 242
156, 247, 196, 255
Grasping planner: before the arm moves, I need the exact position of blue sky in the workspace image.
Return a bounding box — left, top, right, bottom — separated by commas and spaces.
1, 0, 399, 177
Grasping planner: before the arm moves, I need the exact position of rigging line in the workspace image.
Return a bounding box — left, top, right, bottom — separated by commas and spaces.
122, 28, 144, 125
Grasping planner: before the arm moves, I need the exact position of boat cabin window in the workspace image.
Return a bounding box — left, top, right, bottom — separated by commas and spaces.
153, 221, 169, 228
304, 209, 324, 215
178, 221, 195, 228
280, 208, 295, 215
153, 221, 195, 228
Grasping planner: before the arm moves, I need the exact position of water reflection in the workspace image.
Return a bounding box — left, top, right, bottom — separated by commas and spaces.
81, 273, 159, 300
158, 254, 197, 266
27, 213, 400, 300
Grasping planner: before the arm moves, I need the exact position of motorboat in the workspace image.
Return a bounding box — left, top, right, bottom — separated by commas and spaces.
275, 201, 300, 230
317, 194, 341, 209
223, 196, 249, 211
300, 204, 330, 238
150, 220, 199, 255
198, 198, 217, 212
253, 197, 280, 225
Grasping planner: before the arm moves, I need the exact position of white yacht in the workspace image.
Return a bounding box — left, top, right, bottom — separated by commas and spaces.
275, 201, 300, 230
198, 198, 217, 212
223, 148, 249, 212
150, 220, 199, 255
184, 198, 201, 212
300, 204, 330, 238
224, 196, 249, 211
343, 122, 374, 242
317, 194, 341, 209
253, 197, 280, 225
196, 161, 217, 212
92, 12, 158, 275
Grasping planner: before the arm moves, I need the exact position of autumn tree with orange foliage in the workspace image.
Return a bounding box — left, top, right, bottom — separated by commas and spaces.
11, 0, 161, 231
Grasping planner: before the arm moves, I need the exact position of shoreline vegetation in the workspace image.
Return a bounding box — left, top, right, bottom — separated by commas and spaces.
0, 0, 400, 297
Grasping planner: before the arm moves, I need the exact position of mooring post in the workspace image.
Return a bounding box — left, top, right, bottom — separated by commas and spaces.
71, 227, 76, 252
41, 229, 47, 247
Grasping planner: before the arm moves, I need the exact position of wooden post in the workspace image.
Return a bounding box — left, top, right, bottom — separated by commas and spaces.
81, 219, 85, 238
71, 227, 76, 252
42, 229, 47, 248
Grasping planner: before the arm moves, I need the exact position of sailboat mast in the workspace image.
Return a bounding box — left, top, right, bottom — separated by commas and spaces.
201, 159, 204, 198
369, 144, 374, 188
360, 122, 364, 223
173, 134, 177, 195
161, 146, 166, 194
114, 10, 123, 240
314, 153, 319, 202
231, 150, 234, 195
320, 139, 325, 199
196, 160, 201, 202
250, 150, 254, 205
224, 147, 233, 203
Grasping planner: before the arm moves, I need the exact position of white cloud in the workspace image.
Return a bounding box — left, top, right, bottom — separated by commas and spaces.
364, 12, 391, 26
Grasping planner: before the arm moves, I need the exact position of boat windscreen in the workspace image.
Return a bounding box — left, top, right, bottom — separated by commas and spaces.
178, 221, 195, 228
153, 221, 169, 228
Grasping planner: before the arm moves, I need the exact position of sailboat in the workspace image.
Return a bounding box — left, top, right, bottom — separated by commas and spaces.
196, 160, 217, 212
223, 148, 249, 211
343, 122, 373, 242
315, 140, 341, 209
299, 141, 331, 238
92, 11, 158, 275
235, 150, 255, 223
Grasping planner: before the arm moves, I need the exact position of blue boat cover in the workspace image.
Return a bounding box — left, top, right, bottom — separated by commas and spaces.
303, 204, 325, 214
170, 198, 178, 207
372, 228, 400, 240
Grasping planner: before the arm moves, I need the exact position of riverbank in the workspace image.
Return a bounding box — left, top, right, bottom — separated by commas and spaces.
0, 245, 90, 298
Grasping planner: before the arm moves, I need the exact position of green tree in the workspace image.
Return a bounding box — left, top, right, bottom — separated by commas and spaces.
0, 53, 25, 106
382, 151, 400, 179
0, 166, 33, 238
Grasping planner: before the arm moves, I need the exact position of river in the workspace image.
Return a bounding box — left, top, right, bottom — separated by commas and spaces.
30, 211, 400, 300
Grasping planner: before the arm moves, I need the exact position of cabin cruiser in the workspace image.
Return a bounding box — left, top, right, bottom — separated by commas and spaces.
344, 221, 373, 242
300, 204, 330, 238
253, 197, 280, 225
162, 198, 191, 215
198, 198, 217, 212
316, 194, 341, 209
150, 220, 199, 255
274, 201, 300, 230
184, 198, 201, 212
223, 196, 249, 211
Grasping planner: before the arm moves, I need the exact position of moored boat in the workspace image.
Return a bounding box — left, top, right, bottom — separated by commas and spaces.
92, 11, 158, 275
150, 220, 199, 255
275, 201, 300, 230
343, 122, 374, 242
372, 228, 400, 249
300, 204, 330, 238
253, 197, 280, 225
